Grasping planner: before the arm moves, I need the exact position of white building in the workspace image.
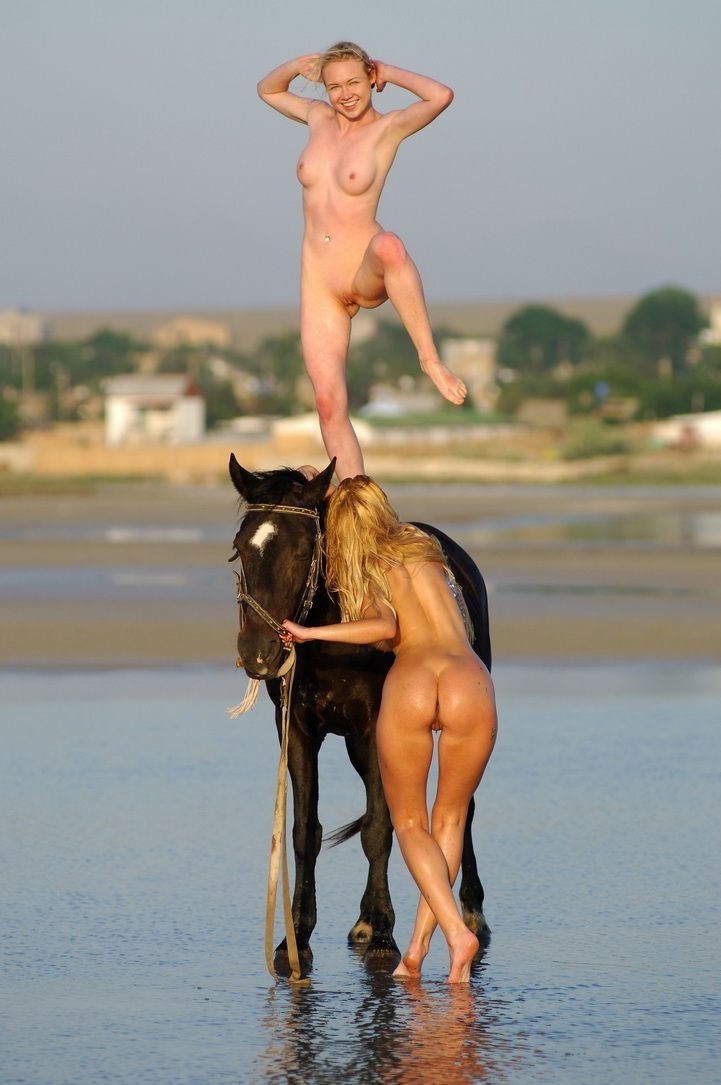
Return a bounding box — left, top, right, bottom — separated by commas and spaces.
105, 375, 205, 446
653, 409, 721, 450
360, 379, 441, 419
0, 308, 47, 346
699, 303, 721, 347
441, 338, 497, 411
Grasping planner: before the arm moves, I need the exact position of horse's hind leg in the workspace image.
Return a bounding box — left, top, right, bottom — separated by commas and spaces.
459, 796, 491, 942
344, 731, 398, 958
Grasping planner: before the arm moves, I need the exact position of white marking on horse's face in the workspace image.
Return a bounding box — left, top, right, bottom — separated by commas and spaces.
249, 521, 278, 555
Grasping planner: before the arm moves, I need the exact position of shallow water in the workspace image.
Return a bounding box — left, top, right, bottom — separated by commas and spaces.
2, 663, 719, 1084
2, 483, 720, 551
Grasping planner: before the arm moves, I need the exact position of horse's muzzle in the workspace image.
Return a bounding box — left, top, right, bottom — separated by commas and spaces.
237, 637, 287, 680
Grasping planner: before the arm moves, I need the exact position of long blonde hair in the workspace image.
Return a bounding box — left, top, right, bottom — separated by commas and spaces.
325, 476, 445, 620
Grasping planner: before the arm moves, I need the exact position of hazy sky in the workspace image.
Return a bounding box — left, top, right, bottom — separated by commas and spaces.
3, 0, 720, 311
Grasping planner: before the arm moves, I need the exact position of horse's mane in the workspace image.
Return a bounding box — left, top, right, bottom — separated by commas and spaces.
238, 467, 311, 507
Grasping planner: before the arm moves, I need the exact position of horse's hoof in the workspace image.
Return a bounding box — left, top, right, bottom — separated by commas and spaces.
462, 910, 491, 946
273, 944, 313, 979
364, 949, 401, 974
348, 920, 373, 944
363, 933, 400, 958
274, 940, 313, 961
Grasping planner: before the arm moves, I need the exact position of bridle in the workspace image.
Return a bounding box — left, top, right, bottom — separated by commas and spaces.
232, 501, 324, 652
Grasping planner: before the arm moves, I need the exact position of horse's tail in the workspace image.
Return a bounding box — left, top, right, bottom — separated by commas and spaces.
324, 814, 364, 848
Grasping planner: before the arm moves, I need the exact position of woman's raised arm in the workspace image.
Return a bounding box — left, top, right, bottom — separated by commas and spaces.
257, 55, 325, 124
375, 61, 454, 139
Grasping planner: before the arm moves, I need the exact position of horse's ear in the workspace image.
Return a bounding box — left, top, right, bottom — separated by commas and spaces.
304, 459, 336, 505
229, 453, 257, 499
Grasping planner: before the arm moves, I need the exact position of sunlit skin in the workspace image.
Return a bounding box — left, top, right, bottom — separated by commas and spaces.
257, 52, 467, 480
282, 547, 497, 983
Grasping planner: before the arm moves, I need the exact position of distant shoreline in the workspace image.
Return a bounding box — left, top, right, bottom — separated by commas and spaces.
2, 452, 721, 494
39, 291, 721, 349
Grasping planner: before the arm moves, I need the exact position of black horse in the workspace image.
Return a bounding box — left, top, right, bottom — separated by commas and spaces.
229, 456, 492, 968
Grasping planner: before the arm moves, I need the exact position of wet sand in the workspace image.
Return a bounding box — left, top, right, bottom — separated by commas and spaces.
1, 482, 719, 665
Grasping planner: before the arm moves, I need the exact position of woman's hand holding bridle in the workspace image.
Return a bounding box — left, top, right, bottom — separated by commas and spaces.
281, 619, 315, 644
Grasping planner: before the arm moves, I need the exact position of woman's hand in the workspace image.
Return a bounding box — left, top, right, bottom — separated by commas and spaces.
372, 60, 387, 92
281, 618, 315, 644
297, 54, 322, 83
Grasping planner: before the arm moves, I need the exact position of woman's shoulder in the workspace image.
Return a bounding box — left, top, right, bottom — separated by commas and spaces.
387, 554, 441, 581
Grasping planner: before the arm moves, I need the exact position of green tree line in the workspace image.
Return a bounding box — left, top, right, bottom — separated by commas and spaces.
1, 285, 718, 440
495, 286, 720, 420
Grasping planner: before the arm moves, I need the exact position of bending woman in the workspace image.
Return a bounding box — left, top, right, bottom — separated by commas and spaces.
281, 476, 497, 982
258, 43, 467, 481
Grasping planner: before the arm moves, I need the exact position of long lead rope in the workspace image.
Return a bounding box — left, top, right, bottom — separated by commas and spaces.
264, 648, 308, 984
230, 640, 306, 983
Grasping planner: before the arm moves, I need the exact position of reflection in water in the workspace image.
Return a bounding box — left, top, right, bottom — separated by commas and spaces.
256, 955, 529, 1084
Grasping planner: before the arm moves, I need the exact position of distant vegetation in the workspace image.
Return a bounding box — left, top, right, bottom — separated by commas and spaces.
559, 418, 631, 461
0, 396, 21, 441
1, 285, 719, 438
495, 286, 720, 422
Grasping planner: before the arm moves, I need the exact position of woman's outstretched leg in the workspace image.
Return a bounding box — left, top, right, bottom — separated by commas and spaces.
352, 231, 467, 406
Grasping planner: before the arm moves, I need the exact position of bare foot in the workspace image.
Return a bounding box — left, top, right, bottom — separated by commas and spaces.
297, 464, 336, 496
393, 955, 422, 980
392, 939, 428, 979
297, 464, 319, 480
419, 357, 467, 405
446, 928, 479, 984
392, 958, 415, 979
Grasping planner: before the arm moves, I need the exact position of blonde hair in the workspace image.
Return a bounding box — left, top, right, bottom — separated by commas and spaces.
325, 476, 445, 621
320, 41, 374, 81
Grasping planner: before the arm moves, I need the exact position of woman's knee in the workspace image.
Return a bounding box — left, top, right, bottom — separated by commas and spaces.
430, 803, 467, 835
371, 231, 408, 270
314, 386, 348, 426
390, 812, 430, 840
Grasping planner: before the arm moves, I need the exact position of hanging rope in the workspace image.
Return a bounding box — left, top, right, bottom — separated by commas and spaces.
264, 648, 306, 984
228, 644, 305, 983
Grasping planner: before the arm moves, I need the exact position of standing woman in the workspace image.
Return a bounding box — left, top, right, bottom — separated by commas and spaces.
257, 43, 467, 481
282, 477, 497, 982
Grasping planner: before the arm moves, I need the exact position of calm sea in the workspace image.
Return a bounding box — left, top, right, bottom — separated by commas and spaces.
1, 662, 719, 1084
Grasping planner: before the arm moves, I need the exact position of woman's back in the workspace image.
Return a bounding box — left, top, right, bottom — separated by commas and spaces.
384, 559, 472, 658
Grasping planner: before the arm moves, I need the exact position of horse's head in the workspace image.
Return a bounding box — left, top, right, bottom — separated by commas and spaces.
229, 455, 336, 679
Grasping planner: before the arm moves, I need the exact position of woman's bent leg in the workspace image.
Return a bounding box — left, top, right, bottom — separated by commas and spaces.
376, 661, 479, 982
300, 292, 362, 480
351, 232, 467, 406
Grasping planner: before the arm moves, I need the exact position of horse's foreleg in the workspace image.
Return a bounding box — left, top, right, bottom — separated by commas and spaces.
279, 724, 321, 959
459, 796, 491, 942
345, 731, 398, 958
